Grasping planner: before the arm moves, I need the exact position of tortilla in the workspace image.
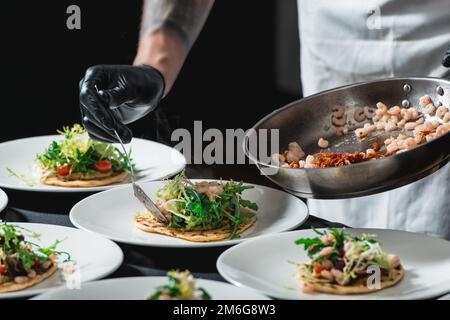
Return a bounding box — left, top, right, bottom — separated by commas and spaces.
300, 265, 404, 295
0, 263, 58, 293
134, 214, 257, 242
41, 170, 128, 188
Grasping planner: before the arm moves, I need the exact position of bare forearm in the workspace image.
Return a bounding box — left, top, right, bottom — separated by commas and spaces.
134, 0, 214, 95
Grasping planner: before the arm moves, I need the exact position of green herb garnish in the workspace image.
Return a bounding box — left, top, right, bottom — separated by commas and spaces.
154, 172, 258, 239
36, 124, 134, 175
0, 223, 68, 274
148, 270, 211, 300
295, 228, 394, 286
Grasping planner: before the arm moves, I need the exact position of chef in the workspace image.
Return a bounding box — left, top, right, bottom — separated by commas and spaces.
79, 0, 450, 239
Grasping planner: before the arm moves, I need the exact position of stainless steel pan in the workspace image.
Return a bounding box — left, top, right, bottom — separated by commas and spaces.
246, 77, 450, 199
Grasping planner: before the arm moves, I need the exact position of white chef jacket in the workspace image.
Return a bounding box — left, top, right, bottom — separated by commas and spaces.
297, 0, 450, 239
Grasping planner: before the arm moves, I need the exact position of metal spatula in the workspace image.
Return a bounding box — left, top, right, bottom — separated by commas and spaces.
113, 130, 168, 224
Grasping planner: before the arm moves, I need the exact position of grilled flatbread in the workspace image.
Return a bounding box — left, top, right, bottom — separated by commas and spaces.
134, 214, 256, 242
0, 263, 58, 293
300, 265, 404, 295
41, 170, 128, 188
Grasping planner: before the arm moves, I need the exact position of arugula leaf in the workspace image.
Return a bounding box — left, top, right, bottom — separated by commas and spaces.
329, 228, 346, 250
148, 291, 162, 300
295, 237, 325, 258
37, 238, 66, 257
198, 288, 212, 300
239, 199, 258, 211
18, 251, 35, 270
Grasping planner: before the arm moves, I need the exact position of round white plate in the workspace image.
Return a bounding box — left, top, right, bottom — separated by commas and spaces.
70, 180, 309, 248
0, 188, 7, 212
0, 135, 186, 192
217, 228, 450, 300
0, 223, 123, 299
33, 276, 270, 300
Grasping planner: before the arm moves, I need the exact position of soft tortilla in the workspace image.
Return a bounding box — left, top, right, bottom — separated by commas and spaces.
134, 214, 257, 242
300, 265, 404, 295
0, 263, 57, 293
41, 171, 128, 188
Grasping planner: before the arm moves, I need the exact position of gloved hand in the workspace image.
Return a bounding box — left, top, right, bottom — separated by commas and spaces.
443, 44, 450, 68
79, 64, 165, 143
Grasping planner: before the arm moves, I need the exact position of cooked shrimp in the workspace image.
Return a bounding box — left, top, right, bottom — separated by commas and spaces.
419, 95, 433, 107
286, 142, 305, 163
436, 125, 448, 136
355, 128, 367, 138
385, 122, 397, 132
424, 103, 436, 116
376, 102, 388, 113
443, 112, 450, 123
388, 106, 401, 116
363, 123, 376, 132
318, 138, 329, 148
332, 105, 345, 118
436, 106, 448, 119
353, 107, 366, 122
404, 122, 418, 131
195, 181, 224, 199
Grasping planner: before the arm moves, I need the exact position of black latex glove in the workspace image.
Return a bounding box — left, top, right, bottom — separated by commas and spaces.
443, 44, 450, 68
79, 64, 165, 143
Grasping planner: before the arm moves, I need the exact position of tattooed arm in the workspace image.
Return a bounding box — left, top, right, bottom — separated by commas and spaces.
134, 0, 214, 95
79, 0, 213, 142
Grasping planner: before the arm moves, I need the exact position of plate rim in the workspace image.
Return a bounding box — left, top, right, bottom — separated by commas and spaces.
0, 135, 186, 193
32, 276, 271, 300
217, 228, 450, 300
69, 179, 309, 248
0, 222, 124, 299
0, 188, 7, 212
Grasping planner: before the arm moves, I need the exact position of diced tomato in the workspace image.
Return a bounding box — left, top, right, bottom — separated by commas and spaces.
313, 263, 324, 274
56, 165, 71, 176
93, 160, 112, 173
0, 264, 6, 274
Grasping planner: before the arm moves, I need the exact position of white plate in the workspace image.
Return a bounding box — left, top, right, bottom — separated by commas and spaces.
0, 135, 186, 192
217, 229, 450, 300
0, 223, 123, 299
69, 180, 309, 248
33, 276, 270, 300
0, 188, 7, 212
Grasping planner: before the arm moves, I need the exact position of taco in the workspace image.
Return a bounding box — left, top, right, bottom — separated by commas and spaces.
296, 228, 404, 294
0, 223, 66, 293
134, 172, 258, 242
148, 270, 211, 300
36, 124, 133, 187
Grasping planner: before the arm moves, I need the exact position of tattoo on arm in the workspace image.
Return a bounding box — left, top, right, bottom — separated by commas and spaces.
140, 0, 214, 48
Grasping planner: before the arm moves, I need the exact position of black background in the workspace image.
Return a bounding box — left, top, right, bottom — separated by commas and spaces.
1, 0, 298, 145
